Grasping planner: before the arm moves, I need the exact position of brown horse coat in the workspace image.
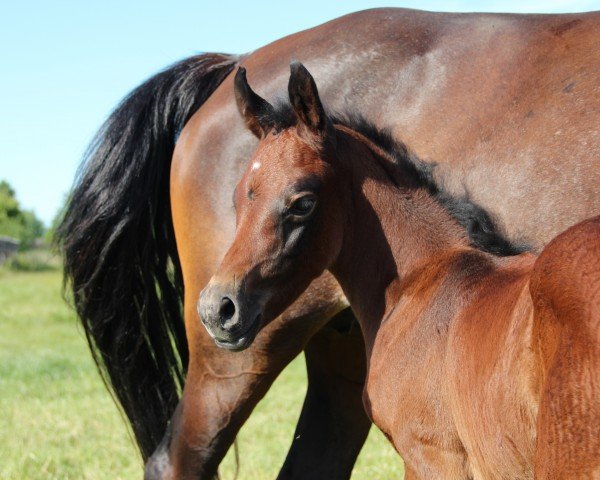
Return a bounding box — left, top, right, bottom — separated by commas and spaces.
58, 8, 600, 479
166, 9, 600, 478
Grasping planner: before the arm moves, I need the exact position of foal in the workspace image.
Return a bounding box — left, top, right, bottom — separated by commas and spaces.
198, 63, 600, 479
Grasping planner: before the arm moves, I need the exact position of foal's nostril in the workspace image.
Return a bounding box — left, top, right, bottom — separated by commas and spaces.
219, 296, 236, 321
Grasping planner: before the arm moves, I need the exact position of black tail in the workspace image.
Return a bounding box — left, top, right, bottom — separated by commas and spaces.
56, 53, 238, 459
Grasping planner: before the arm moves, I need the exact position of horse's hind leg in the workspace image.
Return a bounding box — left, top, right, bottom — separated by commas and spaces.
146, 283, 369, 479
531, 216, 600, 479
278, 308, 371, 480
145, 316, 304, 480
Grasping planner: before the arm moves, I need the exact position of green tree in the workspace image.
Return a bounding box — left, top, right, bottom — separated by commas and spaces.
45, 193, 69, 245
0, 180, 45, 249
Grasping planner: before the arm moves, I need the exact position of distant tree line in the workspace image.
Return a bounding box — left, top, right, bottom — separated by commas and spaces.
0, 180, 45, 249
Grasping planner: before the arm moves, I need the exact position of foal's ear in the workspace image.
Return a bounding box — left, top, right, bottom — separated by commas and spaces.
288, 62, 328, 139
234, 67, 276, 139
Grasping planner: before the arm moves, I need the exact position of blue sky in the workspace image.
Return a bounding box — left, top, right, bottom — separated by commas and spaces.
1, 0, 598, 225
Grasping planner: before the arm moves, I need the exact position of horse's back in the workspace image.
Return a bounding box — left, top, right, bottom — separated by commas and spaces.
530, 215, 600, 479
177, 8, 600, 254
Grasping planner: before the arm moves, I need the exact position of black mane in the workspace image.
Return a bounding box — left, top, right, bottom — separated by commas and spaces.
268, 103, 529, 257
333, 113, 530, 256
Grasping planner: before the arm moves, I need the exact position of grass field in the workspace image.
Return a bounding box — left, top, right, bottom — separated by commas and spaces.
0, 266, 403, 479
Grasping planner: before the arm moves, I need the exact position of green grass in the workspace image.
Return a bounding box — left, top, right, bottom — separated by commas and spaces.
0, 269, 403, 479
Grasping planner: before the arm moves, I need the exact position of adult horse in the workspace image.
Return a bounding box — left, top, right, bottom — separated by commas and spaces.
57, 8, 600, 479
199, 61, 600, 479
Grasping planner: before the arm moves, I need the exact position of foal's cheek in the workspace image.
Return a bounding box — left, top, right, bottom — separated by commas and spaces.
283, 223, 306, 252
325, 199, 346, 260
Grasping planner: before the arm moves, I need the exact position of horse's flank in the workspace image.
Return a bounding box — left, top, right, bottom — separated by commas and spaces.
530, 217, 600, 478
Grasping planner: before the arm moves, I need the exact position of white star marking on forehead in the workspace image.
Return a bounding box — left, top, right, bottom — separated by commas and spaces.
251, 161, 261, 171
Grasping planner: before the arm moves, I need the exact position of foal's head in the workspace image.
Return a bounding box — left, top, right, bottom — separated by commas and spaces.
197, 63, 348, 350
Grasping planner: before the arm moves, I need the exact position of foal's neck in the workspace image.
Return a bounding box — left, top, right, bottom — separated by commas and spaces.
330, 127, 471, 350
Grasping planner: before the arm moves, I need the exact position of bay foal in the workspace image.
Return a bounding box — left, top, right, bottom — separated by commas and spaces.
198, 63, 600, 479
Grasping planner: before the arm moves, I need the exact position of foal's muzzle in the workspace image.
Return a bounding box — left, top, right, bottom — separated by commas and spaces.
197, 282, 263, 351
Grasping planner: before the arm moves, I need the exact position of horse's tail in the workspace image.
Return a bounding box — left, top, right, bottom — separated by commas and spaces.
55, 53, 239, 459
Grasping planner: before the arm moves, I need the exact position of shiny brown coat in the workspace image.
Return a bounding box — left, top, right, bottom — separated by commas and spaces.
149, 8, 600, 478
200, 62, 600, 478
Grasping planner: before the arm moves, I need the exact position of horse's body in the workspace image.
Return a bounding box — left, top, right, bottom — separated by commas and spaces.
200, 63, 600, 479
58, 8, 600, 479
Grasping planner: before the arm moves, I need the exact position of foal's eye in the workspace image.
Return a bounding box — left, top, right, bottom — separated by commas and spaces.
288, 194, 317, 219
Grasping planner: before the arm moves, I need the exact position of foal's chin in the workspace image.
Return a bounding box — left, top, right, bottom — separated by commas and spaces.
210, 313, 263, 352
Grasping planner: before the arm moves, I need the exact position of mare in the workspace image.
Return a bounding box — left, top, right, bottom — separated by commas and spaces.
199, 62, 600, 479
57, 8, 600, 479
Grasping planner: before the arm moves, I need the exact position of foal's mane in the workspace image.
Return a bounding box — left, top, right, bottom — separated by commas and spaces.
266, 102, 529, 257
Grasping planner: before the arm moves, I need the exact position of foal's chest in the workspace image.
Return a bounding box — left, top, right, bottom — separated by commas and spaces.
364, 305, 471, 479
364, 271, 539, 479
